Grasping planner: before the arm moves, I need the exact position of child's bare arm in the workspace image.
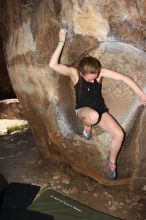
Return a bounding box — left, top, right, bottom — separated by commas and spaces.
49, 29, 72, 76
100, 68, 146, 105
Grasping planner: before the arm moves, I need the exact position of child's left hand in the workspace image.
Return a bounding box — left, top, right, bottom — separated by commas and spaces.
59, 29, 67, 42
139, 92, 146, 106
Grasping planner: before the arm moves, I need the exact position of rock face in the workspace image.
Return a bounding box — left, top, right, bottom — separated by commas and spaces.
0, 99, 26, 119
0, 0, 146, 187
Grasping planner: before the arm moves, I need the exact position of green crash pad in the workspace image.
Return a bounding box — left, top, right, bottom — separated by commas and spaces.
29, 189, 121, 220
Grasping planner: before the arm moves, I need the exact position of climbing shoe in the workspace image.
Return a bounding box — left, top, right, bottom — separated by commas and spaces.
83, 127, 92, 140
104, 159, 117, 180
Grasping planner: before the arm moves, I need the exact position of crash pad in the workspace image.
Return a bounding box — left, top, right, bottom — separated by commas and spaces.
29, 189, 121, 220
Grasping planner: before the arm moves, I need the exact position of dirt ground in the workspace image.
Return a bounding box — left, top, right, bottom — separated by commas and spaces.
0, 129, 146, 220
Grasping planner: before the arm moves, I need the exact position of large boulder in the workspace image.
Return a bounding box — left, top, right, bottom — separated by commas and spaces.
0, 0, 146, 187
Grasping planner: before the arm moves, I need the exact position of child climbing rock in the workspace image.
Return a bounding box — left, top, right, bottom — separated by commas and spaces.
49, 29, 146, 179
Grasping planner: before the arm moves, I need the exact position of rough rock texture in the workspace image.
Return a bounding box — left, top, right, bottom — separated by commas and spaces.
0, 0, 146, 187
0, 99, 26, 119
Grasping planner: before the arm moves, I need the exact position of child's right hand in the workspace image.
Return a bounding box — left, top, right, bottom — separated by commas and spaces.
59, 29, 67, 42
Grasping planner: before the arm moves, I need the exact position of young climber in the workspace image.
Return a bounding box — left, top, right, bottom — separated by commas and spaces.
49, 29, 146, 179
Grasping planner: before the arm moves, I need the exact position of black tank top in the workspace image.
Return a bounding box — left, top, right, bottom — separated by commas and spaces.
74, 77, 108, 114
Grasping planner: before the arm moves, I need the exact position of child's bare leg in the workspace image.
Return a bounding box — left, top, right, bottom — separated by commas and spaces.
77, 107, 100, 129
76, 107, 99, 139
98, 112, 124, 163
98, 112, 124, 179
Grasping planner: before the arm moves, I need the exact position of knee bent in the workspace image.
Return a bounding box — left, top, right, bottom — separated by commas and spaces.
82, 112, 99, 125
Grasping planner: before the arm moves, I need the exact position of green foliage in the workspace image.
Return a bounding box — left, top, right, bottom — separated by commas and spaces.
7, 123, 30, 134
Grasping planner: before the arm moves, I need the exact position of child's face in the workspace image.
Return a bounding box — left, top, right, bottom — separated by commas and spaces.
82, 72, 98, 83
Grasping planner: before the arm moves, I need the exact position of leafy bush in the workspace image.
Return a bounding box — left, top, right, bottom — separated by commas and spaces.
7, 123, 30, 134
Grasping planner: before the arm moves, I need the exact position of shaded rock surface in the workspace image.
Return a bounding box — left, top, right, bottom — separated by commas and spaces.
0, 0, 146, 186
0, 37, 16, 100
0, 130, 145, 220
0, 98, 28, 135
0, 99, 26, 119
